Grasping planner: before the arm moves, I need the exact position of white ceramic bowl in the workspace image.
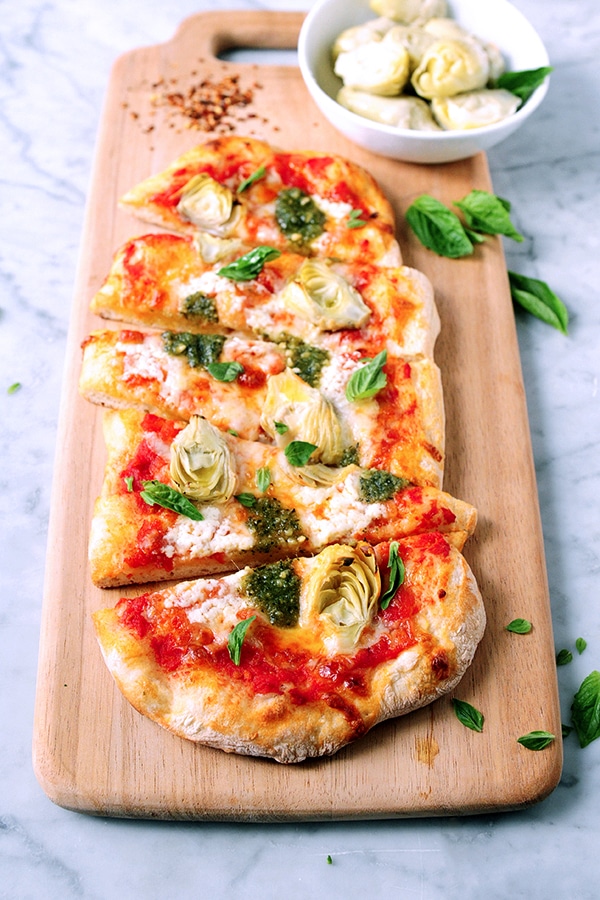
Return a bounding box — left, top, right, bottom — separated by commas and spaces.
298, 0, 550, 164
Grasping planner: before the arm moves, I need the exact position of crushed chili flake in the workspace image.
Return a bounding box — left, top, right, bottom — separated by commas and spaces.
152, 73, 261, 133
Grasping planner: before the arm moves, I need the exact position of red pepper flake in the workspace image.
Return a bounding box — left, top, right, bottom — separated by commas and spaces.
153, 73, 260, 133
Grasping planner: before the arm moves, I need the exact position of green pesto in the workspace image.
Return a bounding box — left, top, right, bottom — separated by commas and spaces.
182, 292, 219, 323
359, 469, 410, 503
243, 558, 301, 628
162, 331, 225, 368
268, 332, 329, 388
244, 497, 304, 553
339, 444, 360, 467
275, 188, 326, 247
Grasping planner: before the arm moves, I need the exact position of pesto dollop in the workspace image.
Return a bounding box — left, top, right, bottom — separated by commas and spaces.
359, 469, 410, 503
267, 332, 329, 388
243, 558, 301, 628
339, 444, 360, 467
162, 331, 226, 368
275, 188, 326, 247
182, 292, 219, 323
244, 496, 304, 552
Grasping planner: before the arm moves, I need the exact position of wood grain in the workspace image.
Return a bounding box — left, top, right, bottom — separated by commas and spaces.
33, 11, 562, 820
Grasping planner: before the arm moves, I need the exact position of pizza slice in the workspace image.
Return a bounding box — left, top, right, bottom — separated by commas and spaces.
90, 232, 439, 358
79, 329, 445, 484
92, 535, 486, 762
89, 409, 473, 587
118, 135, 402, 267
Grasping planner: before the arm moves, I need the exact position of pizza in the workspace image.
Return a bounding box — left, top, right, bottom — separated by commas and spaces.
90, 233, 439, 358
93, 535, 485, 763
89, 408, 475, 587
118, 135, 402, 267
77, 134, 485, 763
79, 328, 445, 484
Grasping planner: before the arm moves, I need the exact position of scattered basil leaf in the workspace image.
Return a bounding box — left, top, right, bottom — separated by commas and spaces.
454, 190, 524, 242
326, 855, 333, 865
465, 228, 486, 245
562, 724, 573, 738
452, 699, 484, 733
406, 194, 474, 259
237, 165, 266, 194
228, 615, 257, 665
228, 428, 239, 436
556, 648, 573, 666
379, 541, 405, 610
576, 637, 587, 655
206, 360, 244, 382
256, 467, 271, 493
347, 208, 367, 229
517, 730, 555, 750
284, 441, 317, 467
345, 350, 387, 402
506, 618, 532, 634
7, 381, 21, 394
571, 670, 600, 748
236, 493, 257, 508
496, 66, 553, 104
124, 476, 134, 492
140, 480, 203, 520
218, 246, 281, 281
508, 271, 569, 334
274, 420, 289, 435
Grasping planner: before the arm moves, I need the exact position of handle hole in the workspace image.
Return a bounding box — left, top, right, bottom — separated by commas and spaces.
218, 47, 298, 66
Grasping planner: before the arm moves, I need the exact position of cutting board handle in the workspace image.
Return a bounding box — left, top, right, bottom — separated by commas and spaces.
173, 11, 304, 61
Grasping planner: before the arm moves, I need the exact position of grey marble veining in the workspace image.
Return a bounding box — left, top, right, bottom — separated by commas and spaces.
1, 1, 599, 897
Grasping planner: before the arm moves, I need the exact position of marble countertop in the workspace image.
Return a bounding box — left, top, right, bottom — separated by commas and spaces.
2, 0, 599, 896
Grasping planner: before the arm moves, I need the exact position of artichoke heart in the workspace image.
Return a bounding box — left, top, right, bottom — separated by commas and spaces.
260, 369, 344, 465
281, 259, 371, 331
303, 543, 381, 652
169, 416, 236, 503
177, 174, 243, 236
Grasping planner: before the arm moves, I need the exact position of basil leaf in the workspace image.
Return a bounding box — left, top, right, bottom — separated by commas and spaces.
237, 165, 266, 193
571, 670, 600, 748
345, 350, 387, 402
124, 476, 134, 492
326, 855, 333, 865
274, 420, 289, 435
406, 194, 474, 259
576, 637, 587, 655
379, 541, 405, 610
228, 428, 239, 436
256, 467, 271, 493
497, 66, 553, 104
140, 480, 203, 520
506, 618, 532, 634
517, 730, 555, 750
228, 615, 257, 665
454, 190, 523, 242
206, 360, 244, 382
452, 699, 484, 733
218, 246, 281, 281
347, 208, 367, 229
556, 648, 573, 666
284, 441, 317, 467
508, 271, 569, 335
7, 381, 21, 394
236, 493, 257, 508
562, 724, 573, 738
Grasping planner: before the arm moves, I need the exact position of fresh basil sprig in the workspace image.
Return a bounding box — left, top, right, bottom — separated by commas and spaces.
228, 616, 257, 665
556, 648, 573, 666
256, 467, 271, 493
236, 493, 257, 508
571, 670, 600, 748
237, 165, 266, 194
218, 246, 281, 281
347, 208, 367, 229
274, 420, 289, 435
140, 480, 203, 520
576, 637, 587, 655
454, 190, 523, 242
406, 195, 474, 259
345, 350, 387, 402
508, 271, 569, 335
452, 699, 484, 733
505, 618, 532, 634
284, 441, 317, 467
379, 541, 405, 610
517, 730, 556, 751
497, 66, 553, 105
206, 360, 244, 382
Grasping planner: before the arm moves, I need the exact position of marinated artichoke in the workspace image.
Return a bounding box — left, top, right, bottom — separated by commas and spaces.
169, 416, 237, 503
260, 369, 345, 465
177, 174, 243, 236
334, 40, 410, 96
280, 259, 371, 331
369, 0, 447, 25
302, 543, 381, 652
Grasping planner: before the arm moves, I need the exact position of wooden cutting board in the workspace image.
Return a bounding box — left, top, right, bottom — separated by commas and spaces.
33, 11, 562, 820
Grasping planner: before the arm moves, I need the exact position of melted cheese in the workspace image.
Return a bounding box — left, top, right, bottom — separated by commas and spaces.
163, 506, 254, 560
